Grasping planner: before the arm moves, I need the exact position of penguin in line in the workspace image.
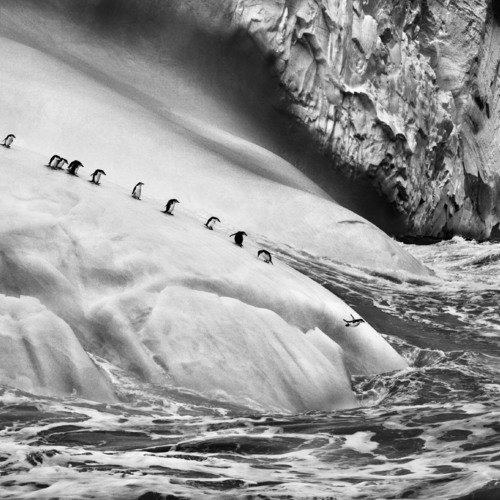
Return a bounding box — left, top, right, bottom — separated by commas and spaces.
1, 134, 15, 148
90, 169, 106, 185
48, 155, 60, 168
204, 216, 220, 230
56, 157, 68, 170
343, 314, 365, 327
132, 182, 144, 200
257, 249, 273, 264
67, 160, 83, 176
230, 231, 247, 247
163, 199, 179, 215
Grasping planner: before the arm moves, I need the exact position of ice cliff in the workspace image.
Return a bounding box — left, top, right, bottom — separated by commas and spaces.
230, 0, 500, 239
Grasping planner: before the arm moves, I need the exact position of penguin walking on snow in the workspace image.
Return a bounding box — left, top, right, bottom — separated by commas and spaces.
1, 134, 15, 148
90, 169, 106, 185
257, 249, 273, 264
67, 160, 83, 176
132, 182, 144, 200
163, 199, 179, 215
48, 155, 60, 168
230, 231, 247, 247
204, 216, 220, 230
56, 157, 68, 170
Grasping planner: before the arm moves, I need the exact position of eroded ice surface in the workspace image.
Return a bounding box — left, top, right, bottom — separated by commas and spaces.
0, 143, 410, 412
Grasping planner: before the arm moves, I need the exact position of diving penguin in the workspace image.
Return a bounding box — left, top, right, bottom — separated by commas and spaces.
163, 199, 179, 215
230, 231, 247, 247
343, 314, 365, 327
90, 169, 106, 185
132, 182, 144, 200
204, 216, 220, 230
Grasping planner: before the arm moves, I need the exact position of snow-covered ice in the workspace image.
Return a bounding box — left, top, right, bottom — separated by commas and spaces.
0, 145, 409, 412
0, 7, 422, 412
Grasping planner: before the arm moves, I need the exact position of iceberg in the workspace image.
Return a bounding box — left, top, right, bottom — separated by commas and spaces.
0, 3, 418, 412
0, 143, 407, 412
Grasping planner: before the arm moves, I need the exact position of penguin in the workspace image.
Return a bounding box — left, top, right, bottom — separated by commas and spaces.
204, 216, 220, 230
230, 231, 247, 247
132, 182, 144, 200
67, 160, 83, 176
343, 314, 365, 327
90, 169, 106, 185
1, 134, 15, 148
56, 157, 68, 170
48, 155, 60, 168
163, 199, 179, 215
257, 249, 273, 264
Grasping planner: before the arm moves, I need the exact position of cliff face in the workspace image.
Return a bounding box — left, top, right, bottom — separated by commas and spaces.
231, 0, 500, 238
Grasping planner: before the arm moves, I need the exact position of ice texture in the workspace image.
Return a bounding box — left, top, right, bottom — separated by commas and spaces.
0, 22, 415, 412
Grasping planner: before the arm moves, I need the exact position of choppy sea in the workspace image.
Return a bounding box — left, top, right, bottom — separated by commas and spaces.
1, 236, 500, 499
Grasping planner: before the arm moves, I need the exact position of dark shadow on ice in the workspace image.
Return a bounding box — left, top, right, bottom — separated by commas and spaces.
0, 0, 406, 234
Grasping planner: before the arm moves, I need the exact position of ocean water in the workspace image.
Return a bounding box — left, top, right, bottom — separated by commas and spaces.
1, 236, 500, 499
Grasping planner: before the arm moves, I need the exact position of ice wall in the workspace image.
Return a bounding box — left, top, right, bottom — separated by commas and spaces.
230, 0, 500, 239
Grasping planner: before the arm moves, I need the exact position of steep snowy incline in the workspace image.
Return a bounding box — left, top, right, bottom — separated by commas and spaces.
0, 26, 429, 275
0, 144, 409, 412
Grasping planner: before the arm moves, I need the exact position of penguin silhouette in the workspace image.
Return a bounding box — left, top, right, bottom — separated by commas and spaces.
343, 314, 365, 327
1, 134, 15, 148
132, 182, 144, 200
90, 169, 106, 185
56, 157, 68, 170
204, 216, 220, 230
48, 155, 60, 168
230, 231, 247, 247
67, 160, 83, 176
257, 250, 273, 264
163, 199, 179, 215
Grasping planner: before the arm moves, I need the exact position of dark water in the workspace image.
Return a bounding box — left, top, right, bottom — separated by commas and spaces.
1, 237, 500, 499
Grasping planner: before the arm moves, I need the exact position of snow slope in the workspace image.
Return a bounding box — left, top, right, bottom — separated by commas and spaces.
0, 11, 428, 274
0, 145, 409, 412
0, 6, 422, 412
